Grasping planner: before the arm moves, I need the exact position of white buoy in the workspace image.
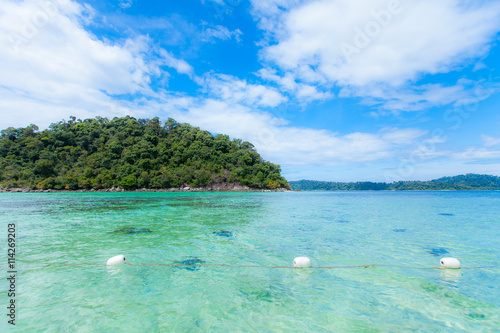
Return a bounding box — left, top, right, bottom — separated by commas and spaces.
107, 255, 126, 266
293, 257, 311, 268
440, 257, 461, 269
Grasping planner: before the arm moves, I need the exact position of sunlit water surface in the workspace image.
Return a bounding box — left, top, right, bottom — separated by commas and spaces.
1, 191, 499, 332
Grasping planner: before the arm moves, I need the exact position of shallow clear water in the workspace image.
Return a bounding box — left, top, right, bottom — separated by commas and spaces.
1, 191, 499, 332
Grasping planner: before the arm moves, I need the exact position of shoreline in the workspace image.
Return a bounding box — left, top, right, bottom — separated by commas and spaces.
3, 187, 498, 193
0, 183, 291, 193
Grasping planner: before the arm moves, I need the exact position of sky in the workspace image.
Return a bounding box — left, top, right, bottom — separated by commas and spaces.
1, 0, 500, 182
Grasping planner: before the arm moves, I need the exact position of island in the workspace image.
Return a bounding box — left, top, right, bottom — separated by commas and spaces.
289, 174, 500, 191
0, 116, 290, 192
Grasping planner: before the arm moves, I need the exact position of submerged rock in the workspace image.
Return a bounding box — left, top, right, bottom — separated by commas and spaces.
468, 313, 486, 319
174, 257, 205, 271
112, 227, 152, 234
213, 230, 233, 237
428, 247, 449, 256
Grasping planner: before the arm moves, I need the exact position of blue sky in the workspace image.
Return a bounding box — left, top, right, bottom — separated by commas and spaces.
1, 0, 500, 182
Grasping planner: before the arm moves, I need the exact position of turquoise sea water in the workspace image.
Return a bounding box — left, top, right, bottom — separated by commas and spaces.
1, 191, 499, 332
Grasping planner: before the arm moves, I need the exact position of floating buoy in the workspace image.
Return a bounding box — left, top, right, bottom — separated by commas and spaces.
440, 257, 461, 269
107, 255, 126, 266
293, 257, 311, 268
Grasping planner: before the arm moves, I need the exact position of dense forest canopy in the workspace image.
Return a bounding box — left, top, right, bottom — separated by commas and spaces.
0, 116, 290, 190
289, 174, 500, 191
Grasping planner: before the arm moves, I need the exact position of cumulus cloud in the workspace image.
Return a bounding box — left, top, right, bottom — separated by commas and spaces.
258, 68, 332, 102
1, 0, 152, 94
251, 0, 301, 34
0, 0, 193, 129
196, 73, 288, 107
253, 0, 500, 109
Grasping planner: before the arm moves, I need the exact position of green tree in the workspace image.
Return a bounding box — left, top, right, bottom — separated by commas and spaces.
0, 116, 290, 190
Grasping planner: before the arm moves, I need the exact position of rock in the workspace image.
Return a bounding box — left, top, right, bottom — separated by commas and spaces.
174, 257, 205, 271
213, 230, 233, 237
112, 227, 152, 234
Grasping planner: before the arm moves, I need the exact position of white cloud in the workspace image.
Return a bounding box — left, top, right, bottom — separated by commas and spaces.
251, 0, 301, 34
258, 67, 332, 102
453, 148, 500, 160
444, 136, 500, 161
201, 25, 242, 43
380, 128, 428, 145
482, 135, 500, 147
119, 0, 133, 9
253, 0, 500, 110
342, 83, 468, 112
0, 0, 193, 129
345, 76, 500, 113
0, 86, 134, 129
196, 73, 288, 107
159, 49, 194, 78
0, 0, 153, 93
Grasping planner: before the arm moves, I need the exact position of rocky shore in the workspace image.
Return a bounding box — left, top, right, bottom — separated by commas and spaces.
0, 182, 290, 193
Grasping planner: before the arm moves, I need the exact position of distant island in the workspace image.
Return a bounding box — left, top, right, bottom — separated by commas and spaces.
0, 116, 290, 192
289, 174, 500, 191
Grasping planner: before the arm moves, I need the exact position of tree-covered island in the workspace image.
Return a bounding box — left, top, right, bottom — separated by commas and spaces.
290, 174, 500, 191
0, 116, 290, 191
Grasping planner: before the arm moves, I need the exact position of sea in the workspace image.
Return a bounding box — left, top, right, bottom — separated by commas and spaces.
1, 191, 499, 332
